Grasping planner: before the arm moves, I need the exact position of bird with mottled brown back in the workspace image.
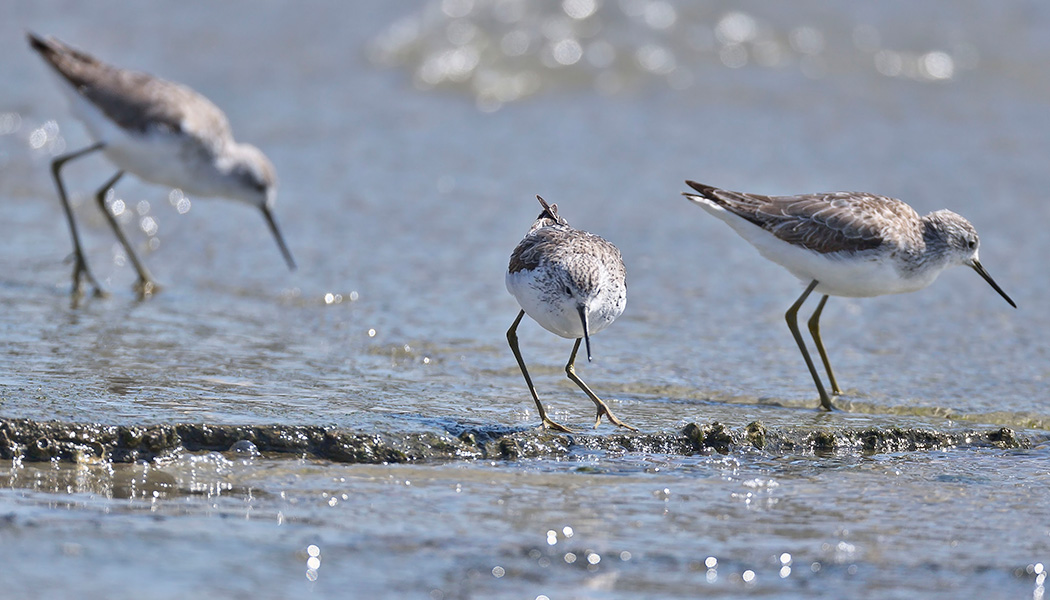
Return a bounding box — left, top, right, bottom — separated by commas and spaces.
28, 33, 295, 298
505, 196, 634, 433
683, 180, 1015, 411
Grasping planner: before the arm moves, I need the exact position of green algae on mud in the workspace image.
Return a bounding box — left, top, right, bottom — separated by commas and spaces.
0, 418, 1038, 464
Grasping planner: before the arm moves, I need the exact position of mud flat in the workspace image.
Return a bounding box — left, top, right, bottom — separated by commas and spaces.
0, 417, 1038, 464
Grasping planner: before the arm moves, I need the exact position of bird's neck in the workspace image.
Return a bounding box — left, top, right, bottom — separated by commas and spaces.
913, 218, 953, 269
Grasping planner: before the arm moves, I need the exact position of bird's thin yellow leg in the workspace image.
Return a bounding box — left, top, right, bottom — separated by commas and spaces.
565, 338, 637, 431
93, 171, 158, 298
808, 294, 842, 395
507, 310, 574, 433
50, 142, 108, 298
786, 280, 835, 411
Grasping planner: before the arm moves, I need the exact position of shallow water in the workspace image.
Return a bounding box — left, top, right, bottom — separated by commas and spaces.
1, 1, 1049, 598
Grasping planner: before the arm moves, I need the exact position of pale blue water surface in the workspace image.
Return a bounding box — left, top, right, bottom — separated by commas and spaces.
0, 1, 1048, 598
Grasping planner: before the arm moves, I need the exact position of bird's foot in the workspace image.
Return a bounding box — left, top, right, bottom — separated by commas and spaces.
541, 416, 575, 434
134, 278, 159, 299
593, 400, 638, 432
70, 255, 106, 299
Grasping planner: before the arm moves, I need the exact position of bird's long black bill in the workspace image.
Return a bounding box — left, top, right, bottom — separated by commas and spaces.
577, 304, 592, 362
262, 206, 297, 271
971, 259, 1015, 308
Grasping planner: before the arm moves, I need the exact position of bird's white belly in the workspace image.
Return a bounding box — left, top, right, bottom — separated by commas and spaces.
63, 84, 210, 193
753, 235, 936, 297
106, 134, 200, 189
708, 205, 937, 298
506, 269, 619, 339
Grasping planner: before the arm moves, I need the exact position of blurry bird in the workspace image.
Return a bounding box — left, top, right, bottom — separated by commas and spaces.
29, 33, 295, 297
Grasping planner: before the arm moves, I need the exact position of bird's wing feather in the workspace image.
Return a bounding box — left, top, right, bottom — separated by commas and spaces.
29, 34, 232, 146
686, 181, 918, 254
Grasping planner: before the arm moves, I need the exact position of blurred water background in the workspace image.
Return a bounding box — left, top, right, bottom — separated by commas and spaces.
0, 1, 1048, 598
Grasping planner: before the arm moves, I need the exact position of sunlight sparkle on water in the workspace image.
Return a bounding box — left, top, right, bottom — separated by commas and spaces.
563, 0, 597, 20
369, 2, 972, 109
169, 189, 192, 214
305, 544, 321, 580
551, 38, 584, 66
140, 216, 158, 237
921, 51, 954, 80
642, 1, 677, 30
715, 12, 756, 44
442, 0, 474, 19
0, 112, 22, 135
501, 30, 530, 56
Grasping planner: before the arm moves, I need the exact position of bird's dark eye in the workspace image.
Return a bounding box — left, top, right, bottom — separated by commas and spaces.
564, 286, 572, 296
968, 240, 976, 249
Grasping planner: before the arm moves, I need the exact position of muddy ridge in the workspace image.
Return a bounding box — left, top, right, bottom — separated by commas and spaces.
0, 418, 1040, 464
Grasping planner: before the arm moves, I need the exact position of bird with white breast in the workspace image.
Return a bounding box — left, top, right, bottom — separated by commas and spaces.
683, 180, 1016, 410
506, 196, 635, 432
29, 33, 296, 298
